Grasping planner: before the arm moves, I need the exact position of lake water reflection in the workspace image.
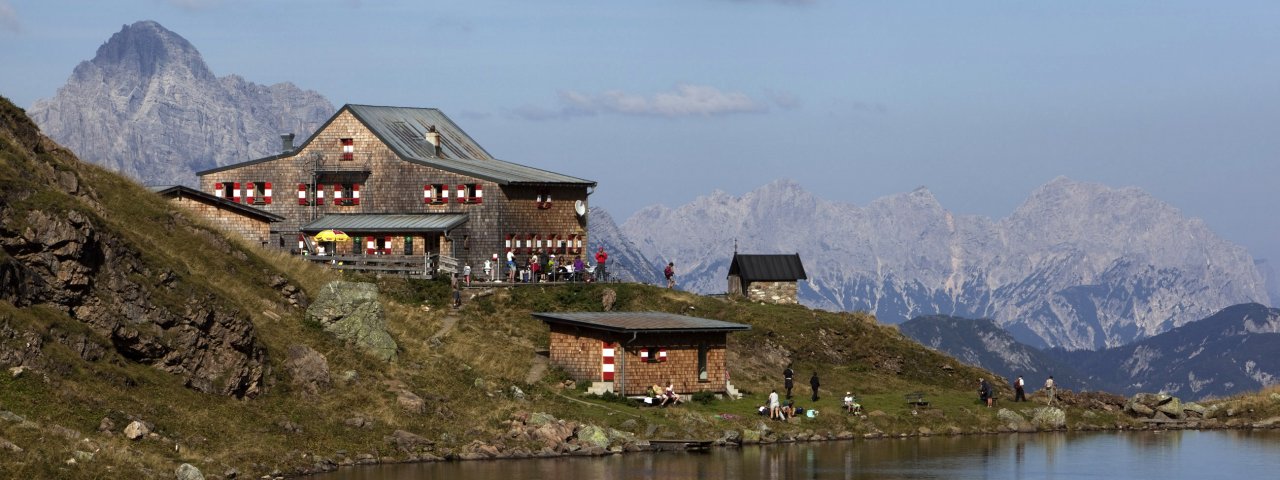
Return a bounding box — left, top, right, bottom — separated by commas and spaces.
311, 430, 1280, 479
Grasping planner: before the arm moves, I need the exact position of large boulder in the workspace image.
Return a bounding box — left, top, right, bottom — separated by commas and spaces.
576, 425, 610, 449
283, 344, 331, 395
1030, 407, 1066, 429
305, 281, 397, 361
1155, 397, 1184, 419
175, 463, 204, 480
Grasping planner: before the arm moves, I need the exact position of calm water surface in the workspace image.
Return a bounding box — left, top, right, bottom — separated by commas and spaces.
311, 430, 1280, 479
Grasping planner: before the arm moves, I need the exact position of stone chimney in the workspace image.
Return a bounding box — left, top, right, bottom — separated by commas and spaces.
280, 133, 296, 154
425, 125, 442, 157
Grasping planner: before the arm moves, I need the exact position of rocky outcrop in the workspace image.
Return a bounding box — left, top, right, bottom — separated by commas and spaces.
305, 281, 397, 361
0, 97, 269, 398
621, 178, 1269, 350
1125, 392, 1207, 421
27, 21, 333, 187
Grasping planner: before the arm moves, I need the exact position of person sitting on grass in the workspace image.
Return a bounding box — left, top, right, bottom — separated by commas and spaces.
844, 392, 862, 414
664, 381, 681, 406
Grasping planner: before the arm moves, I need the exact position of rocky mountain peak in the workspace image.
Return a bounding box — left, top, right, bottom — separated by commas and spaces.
81, 21, 213, 82
28, 20, 333, 186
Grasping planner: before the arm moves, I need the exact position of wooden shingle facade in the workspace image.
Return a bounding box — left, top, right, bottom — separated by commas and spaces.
195, 105, 596, 271
534, 312, 749, 396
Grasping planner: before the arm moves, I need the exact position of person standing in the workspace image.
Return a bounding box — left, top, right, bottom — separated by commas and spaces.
664, 262, 675, 289
979, 378, 993, 408
1044, 376, 1056, 406
506, 251, 516, 283
463, 264, 472, 286
1014, 375, 1026, 402
809, 371, 821, 401
595, 247, 609, 282
529, 253, 540, 283
783, 365, 795, 399
483, 257, 492, 282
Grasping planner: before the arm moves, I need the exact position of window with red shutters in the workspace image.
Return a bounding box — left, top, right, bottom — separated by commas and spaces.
341, 138, 354, 161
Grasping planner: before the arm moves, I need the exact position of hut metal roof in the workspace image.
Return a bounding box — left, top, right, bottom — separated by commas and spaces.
728, 253, 808, 282
532, 312, 750, 334
198, 105, 596, 187
300, 214, 469, 233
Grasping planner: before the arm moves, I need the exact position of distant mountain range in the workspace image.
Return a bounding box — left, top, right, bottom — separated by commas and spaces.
898, 304, 1280, 399
28, 20, 333, 187
619, 178, 1271, 350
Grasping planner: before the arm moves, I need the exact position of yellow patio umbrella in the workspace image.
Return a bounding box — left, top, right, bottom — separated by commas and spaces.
313, 229, 350, 242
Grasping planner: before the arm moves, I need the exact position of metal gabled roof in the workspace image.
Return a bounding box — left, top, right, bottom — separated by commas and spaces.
347, 104, 596, 187
728, 254, 808, 282
199, 105, 597, 187
299, 214, 469, 233
149, 185, 285, 222
532, 312, 751, 334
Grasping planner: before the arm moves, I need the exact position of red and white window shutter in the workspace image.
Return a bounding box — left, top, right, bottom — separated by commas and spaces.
333, 184, 343, 203
383, 236, 393, 255
456, 184, 466, 203
232, 182, 241, 203
352, 184, 361, 205
505, 234, 513, 253
601, 342, 615, 381
423, 185, 431, 204
298, 184, 308, 205
245, 182, 256, 204
658, 349, 668, 362
316, 185, 325, 205
214, 182, 224, 199
365, 238, 376, 255
473, 184, 483, 203
341, 138, 354, 161
263, 182, 273, 204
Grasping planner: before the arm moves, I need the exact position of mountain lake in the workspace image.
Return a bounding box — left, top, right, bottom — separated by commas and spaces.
305, 429, 1279, 479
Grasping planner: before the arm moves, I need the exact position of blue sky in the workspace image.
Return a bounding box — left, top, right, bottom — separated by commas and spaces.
1, 0, 1278, 265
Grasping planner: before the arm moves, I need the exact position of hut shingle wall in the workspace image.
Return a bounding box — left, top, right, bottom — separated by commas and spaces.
199, 110, 589, 268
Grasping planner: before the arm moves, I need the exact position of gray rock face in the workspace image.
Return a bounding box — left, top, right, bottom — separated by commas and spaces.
27, 21, 333, 187
305, 281, 397, 361
620, 178, 1269, 350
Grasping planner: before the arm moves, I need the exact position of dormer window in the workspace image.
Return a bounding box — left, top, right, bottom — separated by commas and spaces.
341, 138, 354, 161
536, 188, 552, 209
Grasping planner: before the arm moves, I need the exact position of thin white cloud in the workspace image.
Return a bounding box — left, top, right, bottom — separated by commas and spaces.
516, 84, 769, 120
0, 0, 21, 33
